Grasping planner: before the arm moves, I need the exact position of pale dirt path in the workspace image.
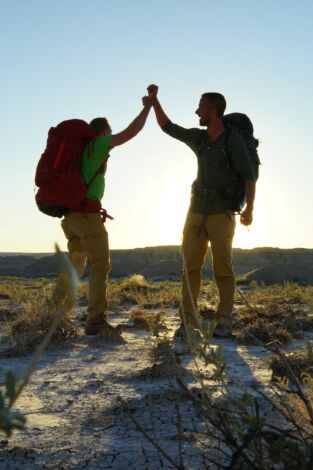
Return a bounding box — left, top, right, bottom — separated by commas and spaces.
0, 308, 274, 469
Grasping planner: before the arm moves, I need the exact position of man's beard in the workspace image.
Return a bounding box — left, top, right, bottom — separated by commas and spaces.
199, 116, 209, 127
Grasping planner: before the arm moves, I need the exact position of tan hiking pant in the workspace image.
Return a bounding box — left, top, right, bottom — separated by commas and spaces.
179, 211, 236, 328
52, 212, 110, 325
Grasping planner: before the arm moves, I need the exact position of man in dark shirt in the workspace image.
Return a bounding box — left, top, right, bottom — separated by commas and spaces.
148, 84, 256, 339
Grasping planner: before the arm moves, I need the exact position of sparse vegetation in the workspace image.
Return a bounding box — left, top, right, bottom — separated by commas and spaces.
78, 274, 182, 308
270, 342, 313, 381
234, 282, 313, 344
1, 272, 313, 469
6, 301, 78, 356
1, 277, 313, 354
129, 308, 168, 335
1, 246, 78, 439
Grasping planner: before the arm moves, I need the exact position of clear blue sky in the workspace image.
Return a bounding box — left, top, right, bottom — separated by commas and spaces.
1, 0, 312, 252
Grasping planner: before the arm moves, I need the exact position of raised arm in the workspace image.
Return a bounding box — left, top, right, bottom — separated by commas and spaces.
110, 96, 152, 148
147, 84, 202, 150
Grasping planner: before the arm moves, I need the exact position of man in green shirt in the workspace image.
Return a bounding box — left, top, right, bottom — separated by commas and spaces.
54, 94, 153, 337
148, 84, 256, 339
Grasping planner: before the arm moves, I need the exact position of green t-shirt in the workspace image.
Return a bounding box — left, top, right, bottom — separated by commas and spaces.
80, 135, 112, 201
162, 121, 256, 215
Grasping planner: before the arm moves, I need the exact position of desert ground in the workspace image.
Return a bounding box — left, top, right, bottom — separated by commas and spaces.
1, 263, 313, 469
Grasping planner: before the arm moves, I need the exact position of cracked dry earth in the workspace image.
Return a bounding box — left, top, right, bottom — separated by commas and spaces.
1, 307, 278, 469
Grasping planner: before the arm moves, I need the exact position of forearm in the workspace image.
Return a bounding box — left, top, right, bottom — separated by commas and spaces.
152, 97, 170, 128
244, 180, 256, 210
110, 104, 151, 147
126, 104, 151, 137
240, 180, 256, 226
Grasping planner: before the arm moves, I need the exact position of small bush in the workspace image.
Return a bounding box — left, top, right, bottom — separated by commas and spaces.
5, 300, 78, 356
107, 276, 181, 308
234, 284, 313, 345
270, 343, 313, 382
129, 309, 167, 335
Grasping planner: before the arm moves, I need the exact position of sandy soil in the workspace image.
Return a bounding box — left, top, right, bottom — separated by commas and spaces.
0, 307, 297, 469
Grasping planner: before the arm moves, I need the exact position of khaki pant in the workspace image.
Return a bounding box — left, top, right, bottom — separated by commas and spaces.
52, 212, 110, 326
179, 211, 236, 328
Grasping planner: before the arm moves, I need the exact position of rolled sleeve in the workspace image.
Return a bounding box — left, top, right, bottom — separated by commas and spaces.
162, 121, 203, 150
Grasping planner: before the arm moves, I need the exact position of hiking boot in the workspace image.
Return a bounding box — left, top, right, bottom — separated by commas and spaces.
213, 324, 233, 339
84, 320, 109, 335
200, 307, 215, 321
173, 323, 202, 343
84, 320, 123, 340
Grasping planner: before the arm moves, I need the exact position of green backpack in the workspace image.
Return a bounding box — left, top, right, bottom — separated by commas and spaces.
222, 112, 260, 212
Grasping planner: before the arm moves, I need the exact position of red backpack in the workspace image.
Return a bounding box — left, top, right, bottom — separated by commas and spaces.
35, 119, 96, 218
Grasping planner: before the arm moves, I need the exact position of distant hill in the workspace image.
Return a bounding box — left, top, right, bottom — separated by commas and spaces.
0, 246, 313, 284
244, 263, 313, 285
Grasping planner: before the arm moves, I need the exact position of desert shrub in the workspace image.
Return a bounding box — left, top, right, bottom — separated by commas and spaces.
0, 282, 30, 304
270, 343, 313, 382
137, 336, 181, 379
175, 378, 313, 469
5, 300, 78, 355
1, 247, 78, 439
120, 274, 149, 288
245, 282, 306, 306
235, 306, 292, 344
129, 277, 313, 468
234, 283, 313, 344
81, 277, 215, 310
0, 278, 52, 305
106, 276, 181, 308
129, 308, 167, 335
302, 285, 313, 308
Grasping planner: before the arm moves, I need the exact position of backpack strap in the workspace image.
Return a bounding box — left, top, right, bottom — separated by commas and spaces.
223, 127, 234, 173
86, 163, 105, 188
85, 140, 107, 188
223, 127, 243, 183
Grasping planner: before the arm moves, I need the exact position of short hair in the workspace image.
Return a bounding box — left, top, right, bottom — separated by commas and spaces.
201, 92, 227, 118
89, 117, 110, 136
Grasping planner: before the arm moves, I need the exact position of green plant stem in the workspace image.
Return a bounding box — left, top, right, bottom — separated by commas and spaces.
8, 304, 65, 409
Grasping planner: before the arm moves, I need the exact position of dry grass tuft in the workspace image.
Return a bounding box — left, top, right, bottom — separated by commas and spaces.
234, 283, 313, 344
136, 337, 182, 379
4, 301, 78, 356
105, 276, 181, 308
0, 278, 79, 356
270, 343, 313, 381
129, 308, 167, 335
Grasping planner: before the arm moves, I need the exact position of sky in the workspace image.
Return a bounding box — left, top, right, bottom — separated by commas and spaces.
0, 0, 312, 252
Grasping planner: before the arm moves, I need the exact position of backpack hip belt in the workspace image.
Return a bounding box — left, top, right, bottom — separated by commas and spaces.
191, 185, 218, 197
77, 198, 114, 223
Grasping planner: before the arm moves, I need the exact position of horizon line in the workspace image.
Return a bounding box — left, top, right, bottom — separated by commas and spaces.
1, 245, 313, 255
